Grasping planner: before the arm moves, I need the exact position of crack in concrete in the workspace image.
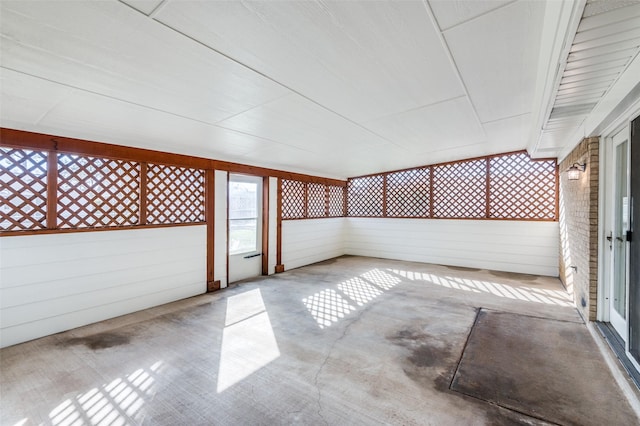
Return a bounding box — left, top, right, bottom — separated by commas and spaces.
312, 294, 393, 425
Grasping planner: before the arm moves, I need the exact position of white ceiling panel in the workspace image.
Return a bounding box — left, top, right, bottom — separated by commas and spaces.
364, 96, 485, 152
155, 0, 464, 123
216, 94, 390, 153
482, 114, 532, 151
0, 72, 285, 162
443, 0, 545, 123
428, 0, 514, 30
119, 0, 164, 15
0, 68, 75, 125
0, 1, 288, 125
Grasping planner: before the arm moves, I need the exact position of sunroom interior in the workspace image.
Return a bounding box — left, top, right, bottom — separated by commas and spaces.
2, 0, 640, 424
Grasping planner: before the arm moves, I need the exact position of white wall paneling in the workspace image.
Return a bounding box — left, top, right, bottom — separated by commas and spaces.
281, 218, 346, 271
0, 226, 207, 348
344, 218, 559, 277
214, 170, 229, 288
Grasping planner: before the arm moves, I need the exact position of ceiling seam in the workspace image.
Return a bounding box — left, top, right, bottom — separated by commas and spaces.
364, 95, 467, 123
1, 65, 313, 152
481, 111, 531, 125
438, 0, 520, 33
420, 0, 487, 140
115, 0, 406, 150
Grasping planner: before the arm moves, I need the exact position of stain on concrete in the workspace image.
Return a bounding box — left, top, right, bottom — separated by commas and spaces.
445, 265, 481, 272
489, 270, 538, 281
60, 332, 130, 350
388, 328, 455, 390
450, 309, 639, 426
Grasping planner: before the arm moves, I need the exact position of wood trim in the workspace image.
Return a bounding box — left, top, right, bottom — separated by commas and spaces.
46, 150, 57, 229
555, 164, 560, 221
382, 174, 388, 217
429, 166, 434, 218
343, 184, 348, 216
303, 182, 309, 218
276, 178, 283, 271
205, 169, 216, 291
325, 185, 330, 217
262, 176, 269, 276
0, 128, 346, 186
0, 222, 206, 237
226, 172, 230, 286
485, 157, 491, 219
344, 216, 557, 222
139, 162, 148, 225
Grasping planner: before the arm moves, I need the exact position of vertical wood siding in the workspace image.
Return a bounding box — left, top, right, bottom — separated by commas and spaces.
0, 226, 206, 347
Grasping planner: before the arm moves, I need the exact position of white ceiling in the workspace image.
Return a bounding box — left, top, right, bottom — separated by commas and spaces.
1, 0, 634, 179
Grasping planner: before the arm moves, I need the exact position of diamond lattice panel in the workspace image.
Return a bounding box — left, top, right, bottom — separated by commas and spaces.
0, 148, 48, 231
433, 160, 486, 218
386, 168, 430, 217
348, 175, 384, 217
282, 180, 306, 219
147, 164, 205, 224
57, 154, 140, 228
328, 185, 345, 217
490, 153, 556, 219
308, 183, 326, 218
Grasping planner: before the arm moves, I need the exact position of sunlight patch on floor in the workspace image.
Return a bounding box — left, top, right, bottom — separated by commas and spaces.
46, 361, 163, 426
389, 269, 572, 307
217, 289, 280, 393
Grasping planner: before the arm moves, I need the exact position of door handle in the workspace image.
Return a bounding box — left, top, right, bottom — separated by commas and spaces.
243, 253, 262, 259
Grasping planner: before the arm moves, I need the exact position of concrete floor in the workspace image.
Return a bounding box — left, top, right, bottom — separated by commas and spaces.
1, 255, 638, 425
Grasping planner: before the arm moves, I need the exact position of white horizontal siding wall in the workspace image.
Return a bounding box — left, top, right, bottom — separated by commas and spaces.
344, 218, 558, 276
281, 218, 345, 270
0, 226, 206, 348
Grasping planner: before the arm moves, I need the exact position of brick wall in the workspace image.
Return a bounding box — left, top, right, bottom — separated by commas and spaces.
559, 137, 599, 321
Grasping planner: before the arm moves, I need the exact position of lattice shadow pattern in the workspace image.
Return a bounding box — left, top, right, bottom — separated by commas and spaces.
432, 160, 487, 218
146, 164, 205, 224
490, 153, 556, 219
386, 168, 430, 217
57, 154, 140, 228
0, 148, 48, 231
282, 180, 306, 219
348, 175, 384, 217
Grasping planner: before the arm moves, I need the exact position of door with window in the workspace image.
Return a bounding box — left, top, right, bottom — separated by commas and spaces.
228, 174, 263, 283
607, 128, 630, 339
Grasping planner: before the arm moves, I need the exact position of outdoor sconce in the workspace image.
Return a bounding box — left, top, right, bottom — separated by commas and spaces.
567, 163, 586, 181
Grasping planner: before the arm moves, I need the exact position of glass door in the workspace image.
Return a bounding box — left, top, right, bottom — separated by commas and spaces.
609, 129, 630, 338
228, 174, 263, 283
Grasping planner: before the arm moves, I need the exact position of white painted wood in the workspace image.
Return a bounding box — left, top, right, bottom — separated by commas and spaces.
268, 177, 278, 275
281, 219, 345, 271
364, 96, 485, 153
120, 0, 164, 16
0, 1, 288, 125
443, 0, 545, 123
343, 218, 559, 277
0, 226, 206, 348
428, 0, 514, 31
214, 170, 228, 288
156, 0, 464, 123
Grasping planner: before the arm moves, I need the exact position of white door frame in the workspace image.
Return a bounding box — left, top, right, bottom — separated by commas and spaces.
228, 173, 264, 283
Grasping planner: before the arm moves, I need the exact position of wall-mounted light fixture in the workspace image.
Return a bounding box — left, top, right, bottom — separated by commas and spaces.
567, 162, 586, 181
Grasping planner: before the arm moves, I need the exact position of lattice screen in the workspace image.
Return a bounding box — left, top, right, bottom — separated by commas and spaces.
281, 179, 306, 219
489, 153, 556, 219
348, 175, 384, 217
57, 154, 140, 228
328, 185, 345, 217
0, 148, 48, 231
308, 183, 326, 218
146, 164, 205, 224
386, 168, 430, 217
432, 160, 487, 218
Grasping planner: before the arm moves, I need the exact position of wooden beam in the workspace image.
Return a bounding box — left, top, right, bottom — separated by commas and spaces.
262, 176, 269, 275
205, 169, 217, 292
46, 150, 58, 229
